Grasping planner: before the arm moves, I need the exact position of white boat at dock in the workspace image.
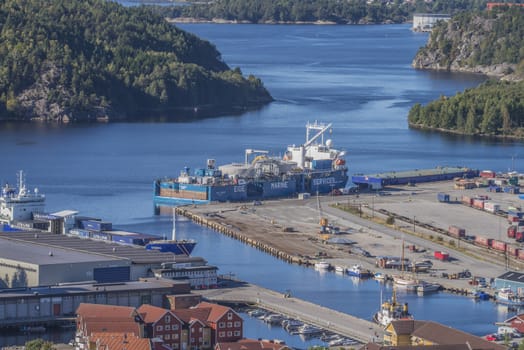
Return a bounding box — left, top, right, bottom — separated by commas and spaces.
296, 324, 322, 335
496, 287, 524, 307
416, 281, 441, 294
314, 261, 331, 270
335, 265, 346, 273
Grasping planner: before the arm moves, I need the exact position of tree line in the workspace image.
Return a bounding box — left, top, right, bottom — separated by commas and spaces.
408, 80, 524, 137
0, 0, 272, 122
154, 0, 489, 24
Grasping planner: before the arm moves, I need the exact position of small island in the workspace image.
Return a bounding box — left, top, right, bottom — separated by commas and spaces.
0, 0, 273, 122
409, 5, 524, 138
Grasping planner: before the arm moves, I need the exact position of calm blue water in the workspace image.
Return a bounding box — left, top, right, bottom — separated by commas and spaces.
0, 24, 522, 346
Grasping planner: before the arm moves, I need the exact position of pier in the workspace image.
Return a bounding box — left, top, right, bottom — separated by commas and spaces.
194, 279, 385, 343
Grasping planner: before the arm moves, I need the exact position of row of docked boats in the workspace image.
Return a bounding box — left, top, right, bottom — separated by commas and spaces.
245, 308, 359, 345
392, 274, 441, 294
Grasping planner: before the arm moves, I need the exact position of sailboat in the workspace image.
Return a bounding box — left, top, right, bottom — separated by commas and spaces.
392, 235, 418, 290
145, 209, 197, 255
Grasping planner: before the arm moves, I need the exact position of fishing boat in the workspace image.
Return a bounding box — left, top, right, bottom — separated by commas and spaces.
153, 121, 349, 205
373, 288, 413, 327
495, 287, 524, 307
416, 281, 441, 294
335, 265, 346, 273
346, 264, 371, 278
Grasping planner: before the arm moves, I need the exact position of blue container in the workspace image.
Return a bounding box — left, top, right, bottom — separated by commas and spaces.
82, 220, 112, 231
90, 231, 110, 241
69, 228, 92, 238
437, 193, 450, 202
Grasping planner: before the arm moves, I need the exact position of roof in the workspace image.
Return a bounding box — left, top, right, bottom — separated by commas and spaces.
216, 339, 291, 350
504, 314, 524, 324
89, 332, 151, 350
359, 344, 471, 350
51, 210, 79, 217
389, 320, 507, 350
0, 279, 182, 299
496, 271, 524, 284
77, 303, 138, 319
138, 304, 178, 324
172, 308, 211, 325
0, 234, 125, 265
0, 230, 186, 264
85, 320, 142, 336
196, 301, 236, 322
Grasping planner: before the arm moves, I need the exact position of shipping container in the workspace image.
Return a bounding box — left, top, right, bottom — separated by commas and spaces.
437, 193, 450, 202
487, 186, 501, 193
475, 236, 493, 247
509, 215, 521, 223
508, 226, 517, 238
462, 195, 473, 206
448, 225, 466, 238
434, 251, 450, 261
68, 228, 91, 238
480, 170, 496, 178
506, 245, 519, 257
472, 199, 485, 210
82, 220, 112, 232
483, 201, 500, 213
491, 240, 507, 252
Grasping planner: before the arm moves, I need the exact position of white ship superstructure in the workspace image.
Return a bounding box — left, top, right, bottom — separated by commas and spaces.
0, 171, 45, 224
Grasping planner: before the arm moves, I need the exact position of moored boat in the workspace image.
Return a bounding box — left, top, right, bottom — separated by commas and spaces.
373, 288, 413, 327
153, 122, 349, 205
346, 264, 371, 278
495, 287, 524, 307
416, 281, 441, 294
314, 260, 331, 270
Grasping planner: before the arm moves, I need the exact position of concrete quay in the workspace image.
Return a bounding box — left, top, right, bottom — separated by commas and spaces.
194, 280, 385, 344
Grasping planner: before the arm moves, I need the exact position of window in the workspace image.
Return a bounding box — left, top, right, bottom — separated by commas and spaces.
165, 334, 171, 340
227, 331, 232, 337
165, 325, 171, 331
219, 322, 225, 328
199, 328, 202, 333
198, 337, 203, 343
234, 331, 240, 336
156, 325, 163, 331
173, 324, 179, 331
227, 312, 233, 320
174, 334, 179, 340
227, 322, 232, 328
166, 315, 171, 323
173, 344, 179, 349
234, 321, 241, 327
219, 332, 225, 338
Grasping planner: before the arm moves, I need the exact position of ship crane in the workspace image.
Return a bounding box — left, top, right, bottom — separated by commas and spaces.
245, 149, 269, 165
304, 122, 333, 149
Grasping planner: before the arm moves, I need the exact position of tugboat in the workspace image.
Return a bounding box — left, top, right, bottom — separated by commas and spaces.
373, 288, 413, 327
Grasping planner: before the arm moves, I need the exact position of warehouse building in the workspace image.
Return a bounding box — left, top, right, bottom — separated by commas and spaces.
351, 167, 478, 190
0, 230, 215, 288
0, 278, 193, 328
412, 13, 451, 32
493, 271, 524, 292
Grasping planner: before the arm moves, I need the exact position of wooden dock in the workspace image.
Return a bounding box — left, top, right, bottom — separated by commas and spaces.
194, 280, 385, 344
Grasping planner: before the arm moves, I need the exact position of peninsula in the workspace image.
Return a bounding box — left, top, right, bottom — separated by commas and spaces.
0, 0, 273, 123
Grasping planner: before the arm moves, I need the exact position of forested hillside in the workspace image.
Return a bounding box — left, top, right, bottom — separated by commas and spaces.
412, 6, 524, 78
408, 80, 524, 137
157, 0, 488, 24
0, 0, 272, 122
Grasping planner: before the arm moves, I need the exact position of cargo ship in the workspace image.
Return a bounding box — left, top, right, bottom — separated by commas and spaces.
154, 121, 349, 205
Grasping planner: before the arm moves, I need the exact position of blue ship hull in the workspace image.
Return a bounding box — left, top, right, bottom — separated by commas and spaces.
154, 169, 348, 205
145, 240, 197, 255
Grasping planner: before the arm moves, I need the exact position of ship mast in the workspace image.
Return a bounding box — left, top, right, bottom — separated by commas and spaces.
172, 208, 177, 241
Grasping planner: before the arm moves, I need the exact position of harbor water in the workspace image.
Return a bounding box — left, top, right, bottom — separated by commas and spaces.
0, 23, 523, 346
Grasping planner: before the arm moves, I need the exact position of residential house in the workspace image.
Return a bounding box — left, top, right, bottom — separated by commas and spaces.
502, 314, 524, 334
138, 304, 187, 350
194, 301, 243, 344
76, 304, 146, 348
215, 339, 291, 350
86, 332, 157, 350
383, 320, 506, 350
